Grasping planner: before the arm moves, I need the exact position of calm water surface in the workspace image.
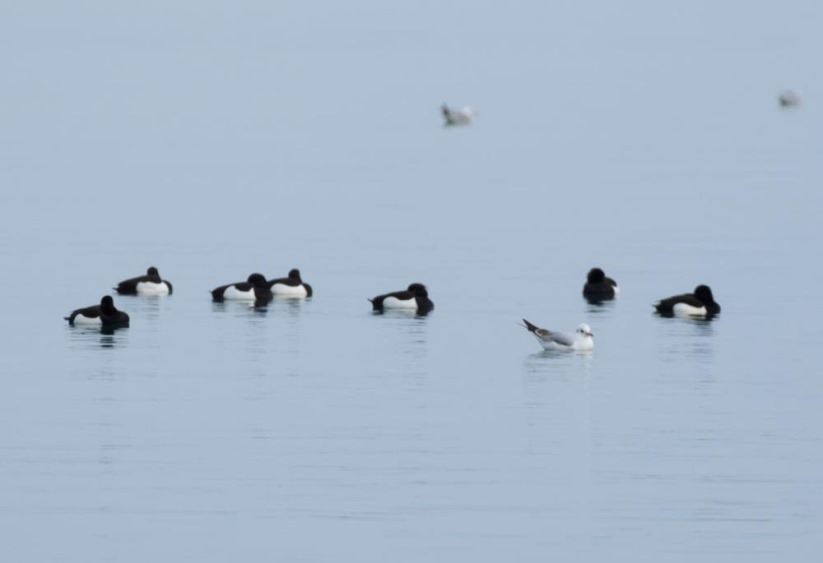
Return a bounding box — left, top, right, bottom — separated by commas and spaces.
1, 2, 822, 561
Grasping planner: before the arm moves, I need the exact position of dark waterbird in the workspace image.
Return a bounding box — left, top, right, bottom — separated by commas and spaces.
114, 266, 173, 295
582, 267, 619, 301
65, 295, 130, 328
370, 283, 434, 315
267, 268, 313, 297
211, 273, 273, 305
654, 284, 720, 318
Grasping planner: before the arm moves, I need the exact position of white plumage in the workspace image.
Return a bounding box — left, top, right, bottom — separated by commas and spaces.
270, 283, 309, 298
441, 104, 477, 126
672, 302, 708, 317
382, 296, 418, 309
135, 281, 171, 296
522, 320, 594, 351
72, 313, 103, 326
223, 286, 257, 301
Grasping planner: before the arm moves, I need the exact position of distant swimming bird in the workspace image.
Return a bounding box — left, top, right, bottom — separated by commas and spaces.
441, 103, 477, 126
654, 284, 720, 317
583, 267, 619, 300
778, 90, 802, 107
370, 283, 434, 314
521, 319, 594, 351
65, 295, 130, 327
211, 273, 272, 304
267, 268, 313, 297
114, 266, 173, 296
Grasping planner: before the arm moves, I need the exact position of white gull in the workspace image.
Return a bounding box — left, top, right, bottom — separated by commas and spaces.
441, 103, 477, 126
521, 319, 594, 351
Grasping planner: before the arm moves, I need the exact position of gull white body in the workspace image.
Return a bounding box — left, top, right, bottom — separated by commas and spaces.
536, 331, 594, 351
522, 320, 594, 351
442, 104, 477, 126
779, 90, 802, 107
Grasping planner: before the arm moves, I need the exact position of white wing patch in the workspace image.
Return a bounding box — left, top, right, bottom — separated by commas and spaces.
271, 283, 308, 297
223, 286, 256, 301
136, 281, 170, 296
73, 313, 102, 326
673, 302, 707, 317
382, 296, 418, 309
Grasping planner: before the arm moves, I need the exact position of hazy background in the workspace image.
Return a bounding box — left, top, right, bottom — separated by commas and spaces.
1, 1, 821, 561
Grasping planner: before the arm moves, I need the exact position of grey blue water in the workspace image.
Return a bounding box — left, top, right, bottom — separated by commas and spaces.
1, 2, 822, 561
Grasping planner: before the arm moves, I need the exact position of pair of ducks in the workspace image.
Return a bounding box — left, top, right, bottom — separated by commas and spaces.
211, 270, 312, 303
64, 266, 176, 328
522, 268, 721, 351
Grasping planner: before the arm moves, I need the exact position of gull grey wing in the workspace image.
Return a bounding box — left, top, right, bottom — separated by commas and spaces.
544, 330, 575, 346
